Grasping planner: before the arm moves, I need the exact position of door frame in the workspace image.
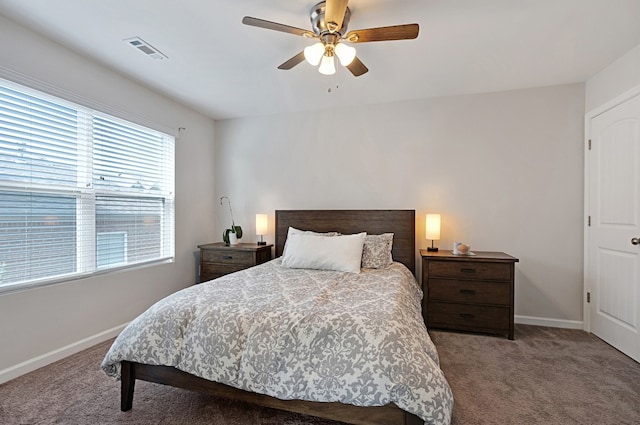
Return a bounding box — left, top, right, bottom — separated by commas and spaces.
583, 82, 640, 332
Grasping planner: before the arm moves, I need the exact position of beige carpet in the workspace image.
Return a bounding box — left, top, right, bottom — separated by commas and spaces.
0, 325, 638, 424
431, 325, 640, 425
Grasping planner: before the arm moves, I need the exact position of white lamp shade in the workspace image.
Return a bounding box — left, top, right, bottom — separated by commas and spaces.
425, 214, 441, 240
256, 214, 268, 235
304, 42, 325, 66
318, 54, 336, 75
334, 42, 356, 66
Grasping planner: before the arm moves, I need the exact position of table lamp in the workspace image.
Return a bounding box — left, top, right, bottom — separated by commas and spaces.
425, 213, 441, 252
256, 214, 268, 246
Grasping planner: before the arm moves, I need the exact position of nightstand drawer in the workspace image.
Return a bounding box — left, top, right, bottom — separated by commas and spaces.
429, 279, 510, 305
428, 261, 511, 281
427, 302, 510, 330
422, 251, 518, 339
198, 243, 273, 283
202, 249, 254, 265
201, 263, 246, 281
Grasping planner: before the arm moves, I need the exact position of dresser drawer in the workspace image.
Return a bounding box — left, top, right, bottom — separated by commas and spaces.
427, 302, 510, 331
428, 260, 511, 281
202, 249, 254, 265
429, 278, 510, 305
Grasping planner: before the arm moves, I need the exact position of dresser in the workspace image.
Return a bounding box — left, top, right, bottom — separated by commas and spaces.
198, 242, 273, 282
421, 250, 519, 339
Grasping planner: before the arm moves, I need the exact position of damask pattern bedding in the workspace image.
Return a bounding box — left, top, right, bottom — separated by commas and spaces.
101, 259, 453, 425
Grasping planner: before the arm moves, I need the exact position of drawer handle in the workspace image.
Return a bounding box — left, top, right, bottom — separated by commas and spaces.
460, 289, 476, 295
460, 313, 475, 320
460, 268, 476, 273
222, 255, 233, 260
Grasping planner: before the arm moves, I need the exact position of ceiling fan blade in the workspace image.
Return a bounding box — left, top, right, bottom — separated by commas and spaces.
278, 51, 306, 70
325, 0, 349, 33
345, 23, 419, 43
346, 56, 368, 77
242, 16, 313, 37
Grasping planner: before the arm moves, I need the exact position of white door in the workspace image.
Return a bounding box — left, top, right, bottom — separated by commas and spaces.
588, 93, 640, 362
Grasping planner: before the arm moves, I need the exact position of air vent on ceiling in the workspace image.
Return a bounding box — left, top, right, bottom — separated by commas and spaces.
124, 37, 167, 60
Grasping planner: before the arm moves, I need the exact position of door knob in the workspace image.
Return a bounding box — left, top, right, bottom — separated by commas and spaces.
633, 237, 640, 246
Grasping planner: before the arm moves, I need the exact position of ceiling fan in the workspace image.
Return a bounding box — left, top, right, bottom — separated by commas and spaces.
242, 0, 419, 77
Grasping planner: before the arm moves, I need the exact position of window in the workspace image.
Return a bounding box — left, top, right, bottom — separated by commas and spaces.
0, 78, 175, 292
97, 232, 128, 269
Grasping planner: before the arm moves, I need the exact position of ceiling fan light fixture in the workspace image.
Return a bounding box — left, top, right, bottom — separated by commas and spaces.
334, 42, 356, 66
242, 1, 420, 78
318, 54, 336, 75
304, 42, 325, 66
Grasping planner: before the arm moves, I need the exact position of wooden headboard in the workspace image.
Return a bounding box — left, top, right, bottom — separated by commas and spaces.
275, 210, 416, 275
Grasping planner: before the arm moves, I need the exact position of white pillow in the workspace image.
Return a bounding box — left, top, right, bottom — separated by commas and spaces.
282, 227, 341, 257
282, 232, 366, 273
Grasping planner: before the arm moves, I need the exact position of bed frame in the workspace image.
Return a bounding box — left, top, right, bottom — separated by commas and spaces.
120, 209, 421, 425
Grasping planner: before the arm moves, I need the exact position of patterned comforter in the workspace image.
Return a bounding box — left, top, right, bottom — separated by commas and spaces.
101, 259, 453, 424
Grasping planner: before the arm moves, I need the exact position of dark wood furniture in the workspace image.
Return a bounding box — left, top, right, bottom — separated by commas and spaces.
421, 250, 519, 340
198, 242, 272, 282
121, 210, 423, 425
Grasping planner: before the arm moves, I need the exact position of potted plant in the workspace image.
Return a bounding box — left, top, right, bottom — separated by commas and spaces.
220, 196, 242, 245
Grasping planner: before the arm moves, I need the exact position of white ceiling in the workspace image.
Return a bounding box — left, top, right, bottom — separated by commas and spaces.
1, 0, 640, 120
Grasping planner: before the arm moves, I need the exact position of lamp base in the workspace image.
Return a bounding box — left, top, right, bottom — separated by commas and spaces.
257, 241, 267, 246
427, 247, 439, 252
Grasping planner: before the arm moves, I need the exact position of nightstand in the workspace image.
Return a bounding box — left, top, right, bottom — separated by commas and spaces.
421, 250, 519, 340
198, 243, 273, 283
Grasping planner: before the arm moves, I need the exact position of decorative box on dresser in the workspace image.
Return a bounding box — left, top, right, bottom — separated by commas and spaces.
421, 250, 519, 340
198, 242, 273, 283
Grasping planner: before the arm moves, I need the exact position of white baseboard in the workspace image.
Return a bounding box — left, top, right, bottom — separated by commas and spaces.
515, 315, 584, 330
0, 323, 127, 385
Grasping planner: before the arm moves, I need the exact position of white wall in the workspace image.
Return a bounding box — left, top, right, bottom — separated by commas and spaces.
586, 43, 640, 111
0, 15, 217, 382
215, 84, 585, 327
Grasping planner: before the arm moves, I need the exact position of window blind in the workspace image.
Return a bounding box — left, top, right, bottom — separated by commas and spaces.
0, 79, 175, 292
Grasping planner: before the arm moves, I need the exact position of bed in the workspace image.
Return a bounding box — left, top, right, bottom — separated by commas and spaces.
101, 209, 453, 425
